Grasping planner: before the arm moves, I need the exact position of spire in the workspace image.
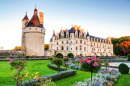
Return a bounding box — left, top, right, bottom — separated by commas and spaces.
22, 11, 29, 20
53, 30, 55, 36
87, 30, 89, 36
34, 5, 38, 16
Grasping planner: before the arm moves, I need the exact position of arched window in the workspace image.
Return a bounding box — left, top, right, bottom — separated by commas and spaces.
61, 46, 64, 50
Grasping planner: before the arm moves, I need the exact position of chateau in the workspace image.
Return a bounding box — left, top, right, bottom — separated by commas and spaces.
49, 25, 113, 56
0, 7, 113, 57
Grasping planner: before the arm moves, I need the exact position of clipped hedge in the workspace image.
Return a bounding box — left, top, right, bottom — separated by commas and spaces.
118, 63, 129, 74
48, 63, 65, 71
22, 69, 77, 86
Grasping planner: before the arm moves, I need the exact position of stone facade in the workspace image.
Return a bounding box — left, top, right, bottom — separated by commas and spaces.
49, 25, 113, 56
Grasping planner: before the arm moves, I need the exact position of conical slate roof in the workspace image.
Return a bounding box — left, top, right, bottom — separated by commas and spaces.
26, 8, 43, 28
22, 12, 29, 20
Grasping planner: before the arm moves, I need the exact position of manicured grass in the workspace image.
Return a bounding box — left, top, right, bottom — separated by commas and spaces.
0, 60, 57, 86
115, 74, 130, 86
55, 70, 96, 86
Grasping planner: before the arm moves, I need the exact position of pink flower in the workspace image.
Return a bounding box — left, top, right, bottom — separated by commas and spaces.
8, 62, 10, 64
92, 56, 96, 59
96, 58, 100, 61
93, 62, 99, 67
87, 60, 91, 64
80, 59, 83, 63
24, 67, 27, 69
83, 58, 88, 62
87, 57, 92, 60
13, 58, 15, 60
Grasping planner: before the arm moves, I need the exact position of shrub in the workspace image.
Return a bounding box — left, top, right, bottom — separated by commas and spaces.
48, 56, 54, 63
53, 58, 63, 73
67, 53, 74, 58
48, 63, 65, 71
56, 53, 63, 58
127, 54, 130, 58
25, 56, 29, 59
80, 56, 101, 83
128, 57, 130, 61
118, 63, 129, 74
127, 54, 130, 61
63, 57, 70, 70
22, 70, 77, 86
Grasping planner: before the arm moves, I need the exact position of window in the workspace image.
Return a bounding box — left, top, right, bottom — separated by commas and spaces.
84, 42, 86, 45
71, 48, 72, 50
100, 44, 101, 47
80, 45, 82, 50
41, 29, 42, 32
62, 41, 63, 44
76, 46, 78, 50
66, 41, 68, 44
57, 47, 58, 50
57, 42, 58, 45
71, 41, 72, 43
29, 28, 31, 30
66, 34, 69, 38
76, 34, 78, 38
76, 40, 77, 44
71, 36, 72, 38
35, 28, 37, 30
84, 47, 86, 51
91, 43, 92, 47
94, 43, 95, 46
80, 40, 82, 43
61, 46, 64, 50
66, 46, 68, 50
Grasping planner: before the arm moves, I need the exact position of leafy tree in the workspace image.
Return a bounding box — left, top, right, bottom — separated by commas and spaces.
56, 53, 63, 58
44, 44, 49, 50
53, 58, 63, 73
113, 43, 120, 55
67, 53, 74, 58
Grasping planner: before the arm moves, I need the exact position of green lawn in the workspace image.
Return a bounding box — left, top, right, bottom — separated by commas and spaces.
55, 71, 95, 86
115, 74, 130, 86
0, 60, 57, 86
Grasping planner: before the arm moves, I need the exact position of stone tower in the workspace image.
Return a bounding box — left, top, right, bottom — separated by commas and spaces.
21, 7, 45, 56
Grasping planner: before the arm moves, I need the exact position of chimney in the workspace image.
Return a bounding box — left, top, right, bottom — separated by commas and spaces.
39, 12, 44, 25
74, 25, 77, 30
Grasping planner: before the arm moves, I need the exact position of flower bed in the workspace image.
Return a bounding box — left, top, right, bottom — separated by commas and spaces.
74, 68, 121, 86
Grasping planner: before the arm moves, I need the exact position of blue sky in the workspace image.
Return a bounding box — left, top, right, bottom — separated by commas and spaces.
0, 0, 130, 50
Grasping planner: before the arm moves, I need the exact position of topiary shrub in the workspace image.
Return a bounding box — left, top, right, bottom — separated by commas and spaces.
118, 63, 129, 74
127, 54, 130, 58
127, 54, 130, 61
127, 57, 130, 61
67, 53, 74, 58
48, 56, 54, 63
25, 56, 30, 59
53, 58, 63, 73
56, 53, 63, 58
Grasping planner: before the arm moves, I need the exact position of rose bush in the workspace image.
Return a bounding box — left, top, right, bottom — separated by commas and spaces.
80, 56, 101, 83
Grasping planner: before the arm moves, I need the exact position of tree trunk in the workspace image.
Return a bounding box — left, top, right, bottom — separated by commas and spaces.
58, 66, 60, 73
106, 66, 107, 73
91, 72, 92, 83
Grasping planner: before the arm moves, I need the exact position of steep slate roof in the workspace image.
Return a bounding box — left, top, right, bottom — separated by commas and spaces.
22, 12, 29, 20
50, 26, 109, 42
26, 8, 43, 28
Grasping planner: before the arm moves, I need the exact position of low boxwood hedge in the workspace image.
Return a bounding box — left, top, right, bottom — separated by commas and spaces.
48, 63, 66, 71
22, 70, 77, 86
